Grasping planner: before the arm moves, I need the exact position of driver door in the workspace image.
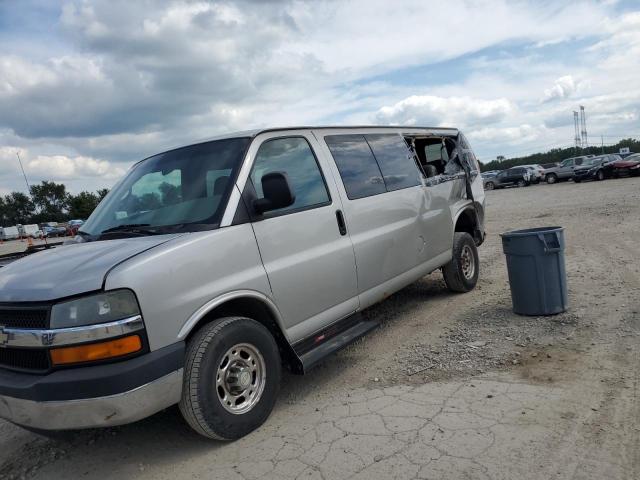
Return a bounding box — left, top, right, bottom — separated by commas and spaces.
243, 131, 359, 343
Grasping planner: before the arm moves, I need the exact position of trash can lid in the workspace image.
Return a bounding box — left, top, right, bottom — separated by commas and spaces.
500, 226, 563, 238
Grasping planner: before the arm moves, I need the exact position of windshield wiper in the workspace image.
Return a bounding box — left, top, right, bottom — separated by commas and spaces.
99, 223, 157, 236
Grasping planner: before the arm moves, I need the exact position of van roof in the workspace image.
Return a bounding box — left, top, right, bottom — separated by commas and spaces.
195, 125, 460, 143
138, 125, 461, 165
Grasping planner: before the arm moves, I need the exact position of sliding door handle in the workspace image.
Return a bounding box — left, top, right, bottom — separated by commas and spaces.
335, 210, 347, 236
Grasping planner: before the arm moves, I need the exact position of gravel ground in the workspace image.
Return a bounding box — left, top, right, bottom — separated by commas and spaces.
0, 177, 639, 479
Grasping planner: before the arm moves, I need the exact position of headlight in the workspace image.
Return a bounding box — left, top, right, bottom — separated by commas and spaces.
51, 289, 141, 329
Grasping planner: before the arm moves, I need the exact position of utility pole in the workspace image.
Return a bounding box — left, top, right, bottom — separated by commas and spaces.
580, 105, 588, 148
573, 111, 581, 150
601, 135, 604, 154
16, 152, 32, 196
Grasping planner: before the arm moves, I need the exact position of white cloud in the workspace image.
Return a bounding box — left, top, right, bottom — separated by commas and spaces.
0, 0, 639, 189
375, 95, 513, 128
467, 124, 546, 143
542, 75, 584, 102
26, 154, 126, 180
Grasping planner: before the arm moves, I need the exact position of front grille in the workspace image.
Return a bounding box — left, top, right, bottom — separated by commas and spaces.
0, 348, 50, 372
0, 307, 49, 329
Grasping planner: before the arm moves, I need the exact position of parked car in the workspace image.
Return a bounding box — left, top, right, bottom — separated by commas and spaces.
41, 224, 67, 237
481, 170, 499, 179
20, 224, 41, 238
520, 164, 545, 183
66, 219, 85, 236
544, 155, 593, 184
599, 153, 640, 178
484, 167, 530, 190
0, 126, 485, 440
573, 154, 620, 182
1, 226, 20, 240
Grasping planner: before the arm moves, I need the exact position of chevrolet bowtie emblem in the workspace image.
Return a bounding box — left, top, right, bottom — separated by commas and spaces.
0, 326, 8, 346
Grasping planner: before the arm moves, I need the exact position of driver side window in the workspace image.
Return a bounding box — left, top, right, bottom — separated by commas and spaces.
250, 137, 331, 215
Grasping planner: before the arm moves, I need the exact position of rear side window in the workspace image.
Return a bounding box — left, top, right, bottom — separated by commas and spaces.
250, 137, 330, 215
365, 134, 421, 191
325, 135, 386, 199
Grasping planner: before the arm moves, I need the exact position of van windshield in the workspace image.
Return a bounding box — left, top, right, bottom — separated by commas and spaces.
80, 138, 250, 238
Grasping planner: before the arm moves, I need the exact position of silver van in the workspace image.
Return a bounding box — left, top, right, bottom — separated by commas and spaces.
0, 126, 485, 440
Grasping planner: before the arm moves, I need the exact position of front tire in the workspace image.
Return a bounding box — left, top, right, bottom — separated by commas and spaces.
516, 179, 526, 187
179, 317, 281, 440
485, 181, 495, 190
596, 170, 605, 181
442, 232, 479, 293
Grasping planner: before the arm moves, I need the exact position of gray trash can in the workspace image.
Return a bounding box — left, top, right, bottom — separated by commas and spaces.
500, 226, 567, 316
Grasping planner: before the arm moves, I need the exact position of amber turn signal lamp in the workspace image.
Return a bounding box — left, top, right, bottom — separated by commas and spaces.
50, 335, 142, 366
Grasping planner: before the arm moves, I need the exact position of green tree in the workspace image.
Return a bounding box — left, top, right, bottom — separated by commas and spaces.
30, 181, 69, 222
68, 191, 100, 219
159, 182, 181, 205
96, 188, 110, 202
2, 192, 35, 225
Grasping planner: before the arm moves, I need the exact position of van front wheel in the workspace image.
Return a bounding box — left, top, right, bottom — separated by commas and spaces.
442, 232, 479, 293
179, 316, 281, 440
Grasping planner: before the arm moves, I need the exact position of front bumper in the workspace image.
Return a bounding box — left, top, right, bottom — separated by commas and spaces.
573, 170, 594, 180
0, 342, 184, 430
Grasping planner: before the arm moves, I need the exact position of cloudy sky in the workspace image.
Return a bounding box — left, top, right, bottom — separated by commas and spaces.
1, 0, 639, 194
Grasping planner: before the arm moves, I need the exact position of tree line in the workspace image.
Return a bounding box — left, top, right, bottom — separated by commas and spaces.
0, 181, 109, 226
480, 138, 640, 172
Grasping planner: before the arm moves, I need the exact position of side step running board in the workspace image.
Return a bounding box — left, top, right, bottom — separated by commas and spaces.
298, 319, 380, 372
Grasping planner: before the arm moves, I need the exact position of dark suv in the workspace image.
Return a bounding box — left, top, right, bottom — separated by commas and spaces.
483, 167, 530, 190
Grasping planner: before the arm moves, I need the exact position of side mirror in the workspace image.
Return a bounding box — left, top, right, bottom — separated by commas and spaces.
253, 172, 295, 215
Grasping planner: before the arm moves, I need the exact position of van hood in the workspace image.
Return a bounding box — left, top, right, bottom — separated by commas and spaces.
0, 235, 183, 302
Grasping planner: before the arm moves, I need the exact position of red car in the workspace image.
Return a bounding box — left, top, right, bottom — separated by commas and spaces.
602, 153, 640, 178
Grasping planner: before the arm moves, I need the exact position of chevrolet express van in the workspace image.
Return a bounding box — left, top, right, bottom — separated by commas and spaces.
0, 126, 485, 440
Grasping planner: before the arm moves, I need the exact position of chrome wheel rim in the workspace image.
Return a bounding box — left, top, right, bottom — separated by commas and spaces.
460, 245, 475, 280
216, 343, 266, 415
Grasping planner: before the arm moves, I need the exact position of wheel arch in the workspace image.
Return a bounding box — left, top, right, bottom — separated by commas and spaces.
178, 290, 304, 374
453, 205, 484, 246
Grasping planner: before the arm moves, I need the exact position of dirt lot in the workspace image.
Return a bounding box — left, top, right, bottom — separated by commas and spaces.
1, 177, 639, 480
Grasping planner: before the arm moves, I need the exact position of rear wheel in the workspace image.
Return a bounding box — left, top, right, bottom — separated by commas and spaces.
546, 173, 558, 184
179, 316, 281, 440
484, 181, 495, 190
516, 179, 526, 187
574, 178, 581, 183
443, 232, 479, 293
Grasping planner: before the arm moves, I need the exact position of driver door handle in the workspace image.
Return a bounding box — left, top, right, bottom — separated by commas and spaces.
335, 210, 347, 236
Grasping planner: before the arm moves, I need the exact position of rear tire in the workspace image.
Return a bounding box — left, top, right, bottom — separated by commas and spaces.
485, 182, 494, 190
516, 179, 526, 187
546, 173, 558, 184
443, 232, 479, 293
574, 178, 581, 183
179, 316, 281, 440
